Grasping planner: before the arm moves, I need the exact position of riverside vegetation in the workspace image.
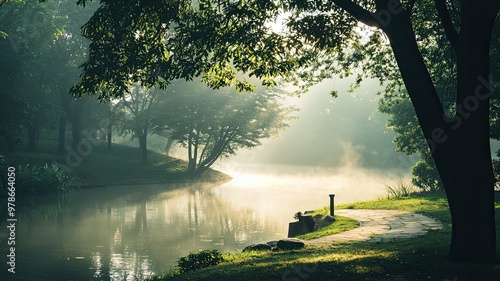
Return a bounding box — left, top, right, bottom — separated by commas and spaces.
0, 132, 230, 197
148, 192, 500, 281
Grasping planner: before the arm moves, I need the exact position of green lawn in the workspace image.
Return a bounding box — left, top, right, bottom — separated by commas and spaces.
295, 215, 360, 240
151, 192, 500, 281
2, 132, 230, 187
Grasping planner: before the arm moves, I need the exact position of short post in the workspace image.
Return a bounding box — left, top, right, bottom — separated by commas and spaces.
329, 193, 335, 217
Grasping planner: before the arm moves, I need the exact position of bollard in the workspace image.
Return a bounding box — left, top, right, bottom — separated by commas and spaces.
329, 193, 335, 217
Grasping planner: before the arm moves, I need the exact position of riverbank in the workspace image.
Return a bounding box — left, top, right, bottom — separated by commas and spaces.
150, 192, 500, 281
2, 135, 231, 189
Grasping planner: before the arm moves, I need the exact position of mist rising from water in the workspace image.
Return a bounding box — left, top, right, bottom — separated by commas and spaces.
217, 142, 410, 229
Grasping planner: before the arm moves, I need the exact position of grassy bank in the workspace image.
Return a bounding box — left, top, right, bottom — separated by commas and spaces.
2, 133, 230, 188
152, 192, 500, 281
295, 215, 360, 240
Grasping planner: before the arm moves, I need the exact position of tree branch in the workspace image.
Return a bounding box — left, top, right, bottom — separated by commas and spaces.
406, 0, 416, 17
435, 0, 459, 52
332, 0, 381, 28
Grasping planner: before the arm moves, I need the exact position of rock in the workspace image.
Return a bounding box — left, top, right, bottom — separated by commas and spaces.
266, 241, 279, 248
242, 243, 272, 252
277, 238, 305, 250
288, 215, 316, 237
288, 221, 313, 237
299, 215, 316, 231
313, 215, 336, 230
323, 215, 335, 222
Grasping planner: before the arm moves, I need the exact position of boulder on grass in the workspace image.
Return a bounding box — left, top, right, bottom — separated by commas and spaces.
287, 215, 316, 237
242, 243, 272, 252
266, 241, 279, 248
277, 238, 305, 250
313, 214, 336, 230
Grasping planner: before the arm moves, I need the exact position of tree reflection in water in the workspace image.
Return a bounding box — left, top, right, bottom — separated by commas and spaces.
6, 183, 285, 281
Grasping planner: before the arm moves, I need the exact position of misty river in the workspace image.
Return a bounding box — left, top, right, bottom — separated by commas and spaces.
2, 164, 404, 281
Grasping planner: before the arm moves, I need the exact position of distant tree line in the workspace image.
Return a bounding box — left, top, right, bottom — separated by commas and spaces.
0, 0, 295, 178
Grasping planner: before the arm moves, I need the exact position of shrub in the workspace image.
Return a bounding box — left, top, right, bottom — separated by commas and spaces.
177, 249, 224, 273
411, 158, 443, 192
293, 211, 302, 220
385, 179, 418, 199
15, 164, 74, 196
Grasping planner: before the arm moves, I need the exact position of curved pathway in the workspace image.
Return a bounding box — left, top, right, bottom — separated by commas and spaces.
305, 209, 443, 246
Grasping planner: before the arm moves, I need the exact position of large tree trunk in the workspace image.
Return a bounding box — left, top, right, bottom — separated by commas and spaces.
107, 123, 112, 149
382, 2, 497, 262
436, 3, 496, 261
27, 126, 38, 151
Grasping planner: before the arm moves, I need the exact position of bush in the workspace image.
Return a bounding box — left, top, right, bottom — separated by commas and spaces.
411, 158, 443, 192
15, 164, 74, 196
177, 249, 224, 273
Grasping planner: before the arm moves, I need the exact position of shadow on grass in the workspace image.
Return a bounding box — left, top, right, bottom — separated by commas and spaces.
162, 238, 499, 281
157, 193, 500, 281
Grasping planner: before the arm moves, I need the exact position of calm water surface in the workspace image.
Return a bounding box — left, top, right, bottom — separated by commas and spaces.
1, 164, 396, 280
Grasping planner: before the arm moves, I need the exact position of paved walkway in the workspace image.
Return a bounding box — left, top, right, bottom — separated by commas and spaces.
305, 209, 443, 246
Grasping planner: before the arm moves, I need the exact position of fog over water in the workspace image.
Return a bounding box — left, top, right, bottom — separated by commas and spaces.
214, 77, 410, 208
1, 79, 413, 281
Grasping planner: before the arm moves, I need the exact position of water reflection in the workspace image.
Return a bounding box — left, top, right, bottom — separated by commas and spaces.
0, 164, 396, 280
2, 182, 285, 280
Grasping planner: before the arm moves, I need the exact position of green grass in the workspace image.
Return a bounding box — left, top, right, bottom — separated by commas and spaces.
150, 193, 500, 281
2, 132, 230, 188
295, 215, 360, 240
384, 178, 419, 198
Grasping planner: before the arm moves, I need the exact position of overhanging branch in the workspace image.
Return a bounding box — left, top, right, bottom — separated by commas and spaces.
435, 0, 459, 52
332, 0, 381, 28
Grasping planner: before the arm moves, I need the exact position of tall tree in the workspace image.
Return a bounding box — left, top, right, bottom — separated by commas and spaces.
377, 3, 500, 193
152, 81, 296, 177
115, 85, 159, 164
73, 0, 499, 262
0, 0, 62, 151
50, 0, 98, 154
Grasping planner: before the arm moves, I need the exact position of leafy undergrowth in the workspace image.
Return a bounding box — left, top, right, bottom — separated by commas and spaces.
149, 193, 500, 281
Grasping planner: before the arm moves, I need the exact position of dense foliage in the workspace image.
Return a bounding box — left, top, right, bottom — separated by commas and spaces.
5, 163, 74, 196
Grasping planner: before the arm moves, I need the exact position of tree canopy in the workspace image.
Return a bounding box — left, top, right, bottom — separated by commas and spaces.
151, 81, 296, 176
60, 0, 500, 263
